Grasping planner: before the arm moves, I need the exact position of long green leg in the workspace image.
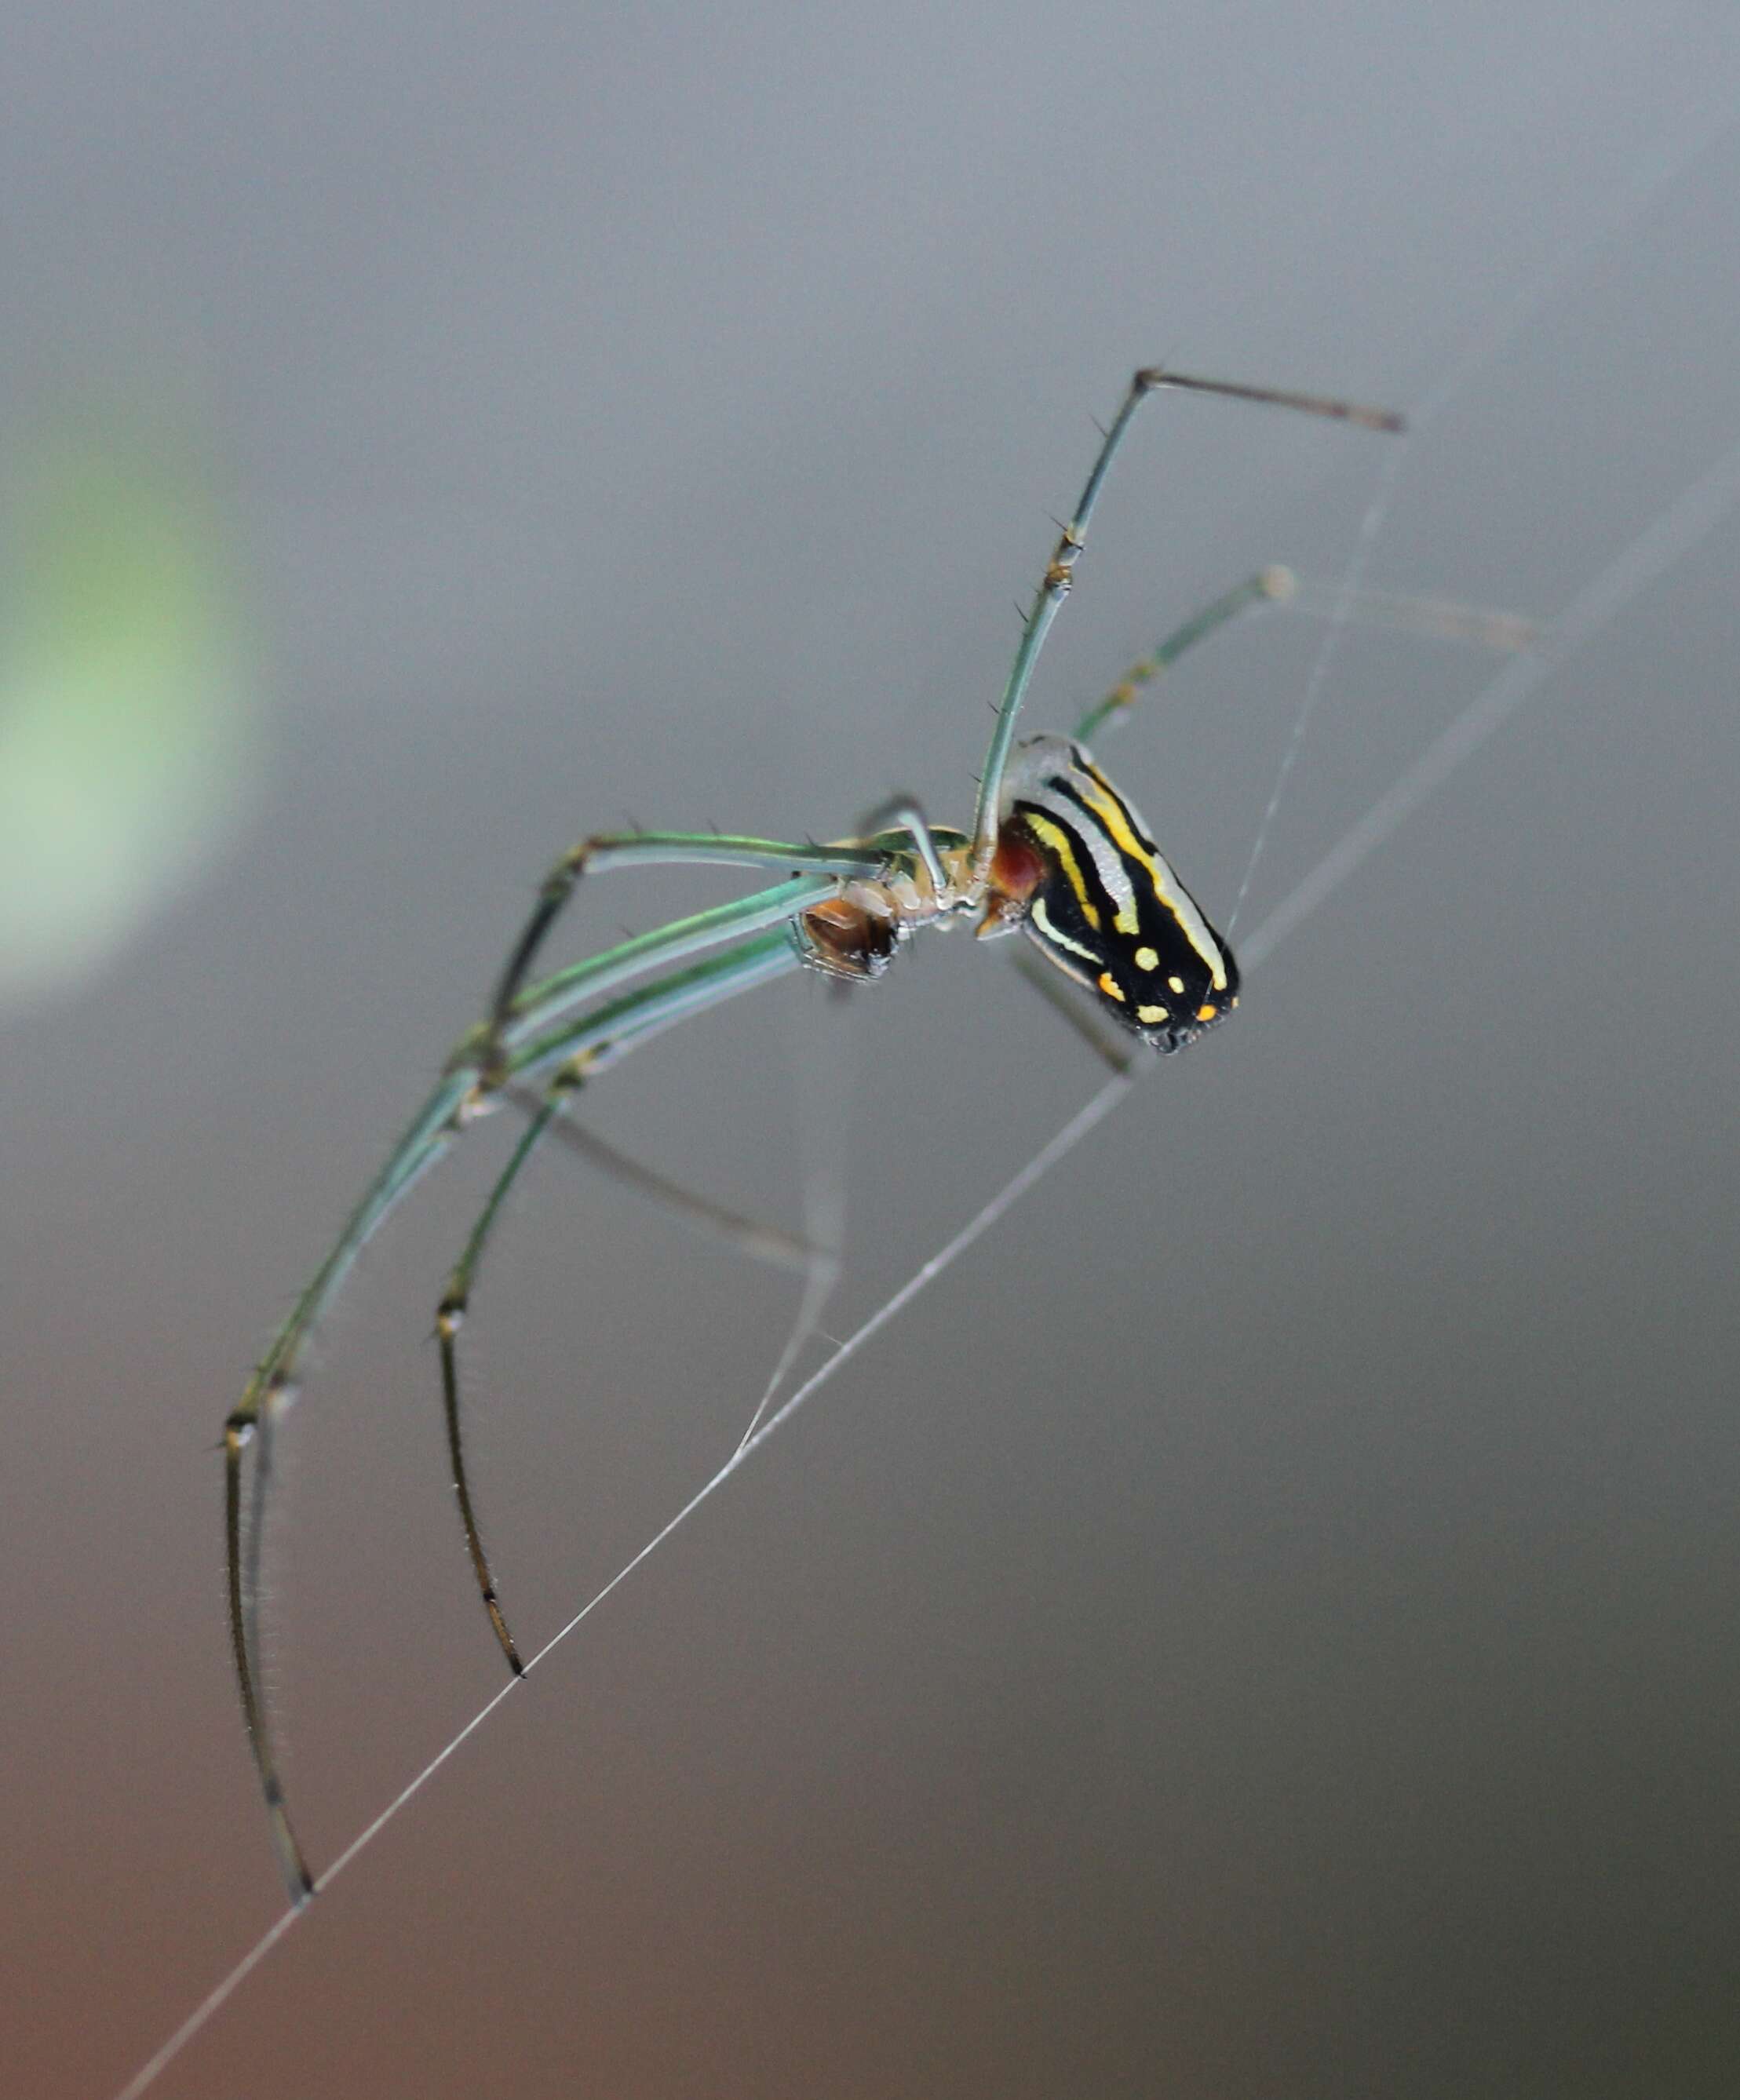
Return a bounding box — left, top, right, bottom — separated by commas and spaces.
491, 873, 840, 1057
438, 931, 805, 1675
1074, 567, 1538, 748
972, 368, 1404, 877
478, 832, 885, 1082
505, 928, 801, 1086
228, 881, 825, 1901
1074, 569, 1296, 745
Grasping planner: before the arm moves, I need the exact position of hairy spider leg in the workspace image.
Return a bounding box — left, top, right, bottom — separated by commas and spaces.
228, 1074, 466, 1901
971, 368, 1404, 882
228, 869, 844, 1905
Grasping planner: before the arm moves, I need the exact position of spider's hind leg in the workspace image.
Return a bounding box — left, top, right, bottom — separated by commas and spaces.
436, 928, 809, 1679
1007, 942, 1139, 1075
436, 1088, 578, 1676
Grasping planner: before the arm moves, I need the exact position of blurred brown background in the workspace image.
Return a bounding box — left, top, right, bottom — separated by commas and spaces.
5, 8, 1740, 2096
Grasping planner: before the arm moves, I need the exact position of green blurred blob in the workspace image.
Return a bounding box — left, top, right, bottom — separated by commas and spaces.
0, 435, 257, 1004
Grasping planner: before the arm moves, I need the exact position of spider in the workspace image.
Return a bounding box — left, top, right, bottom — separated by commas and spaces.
225, 365, 1405, 1904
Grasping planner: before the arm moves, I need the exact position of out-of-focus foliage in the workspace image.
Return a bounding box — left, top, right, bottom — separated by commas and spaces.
0, 432, 258, 1006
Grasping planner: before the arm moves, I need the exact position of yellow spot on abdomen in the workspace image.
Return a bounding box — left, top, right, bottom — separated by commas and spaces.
1136, 1004, 1169, 1025
1196, 1003, 1217, 1022
1134, 946, 1159, 972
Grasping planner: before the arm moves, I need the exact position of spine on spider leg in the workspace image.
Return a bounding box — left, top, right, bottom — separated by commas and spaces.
971, 374, 1157, 875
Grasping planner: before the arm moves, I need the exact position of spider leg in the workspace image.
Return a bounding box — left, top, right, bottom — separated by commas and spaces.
855, 797, 950, 897
228, 879, 832, 1901
1279, 576, 1540, 654
972, 368, 1403, 877
505, 1085, 817, 1272
227, 1073, 468, 1903
1074, 569, 1295, 745
436, 931, 805, 1679
1074, 569, 1538, 747
478, 832, 886, 1085
1005, 942, 1139, 1074
491, 873, 839, 1059
437, 1099, 564, 1675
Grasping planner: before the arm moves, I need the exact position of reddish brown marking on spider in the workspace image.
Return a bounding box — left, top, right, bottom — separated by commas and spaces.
990, 826, 1045, 903
972, 825, 1048, 939
798, 897, 900, 979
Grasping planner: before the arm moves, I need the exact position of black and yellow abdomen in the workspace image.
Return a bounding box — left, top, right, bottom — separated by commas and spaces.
992, 735, 1238, 1053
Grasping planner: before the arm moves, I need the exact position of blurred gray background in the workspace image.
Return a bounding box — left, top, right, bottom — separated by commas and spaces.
5, 7, 1740, 2096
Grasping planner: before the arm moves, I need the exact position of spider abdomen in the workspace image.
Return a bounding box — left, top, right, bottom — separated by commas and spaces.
997, 735, 1238, 1052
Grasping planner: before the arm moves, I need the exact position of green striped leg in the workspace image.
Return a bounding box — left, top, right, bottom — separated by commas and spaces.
1073, 567, 1538, 749
228, 870, 837, 1905
1074, 569, 1296, 745
227, 1073, 468, 1902
476, 831, 886, 1084
437, 931, 805, 1678
971, 368, 1404, 879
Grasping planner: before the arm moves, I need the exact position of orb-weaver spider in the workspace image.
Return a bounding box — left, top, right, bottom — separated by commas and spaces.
225, 365, 1405, 1903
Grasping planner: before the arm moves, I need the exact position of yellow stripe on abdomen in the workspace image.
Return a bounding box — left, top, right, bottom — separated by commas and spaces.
1020, 812, 1102, 931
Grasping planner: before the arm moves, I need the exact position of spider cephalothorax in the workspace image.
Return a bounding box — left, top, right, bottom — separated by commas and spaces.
791, 740, 1239, 1057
